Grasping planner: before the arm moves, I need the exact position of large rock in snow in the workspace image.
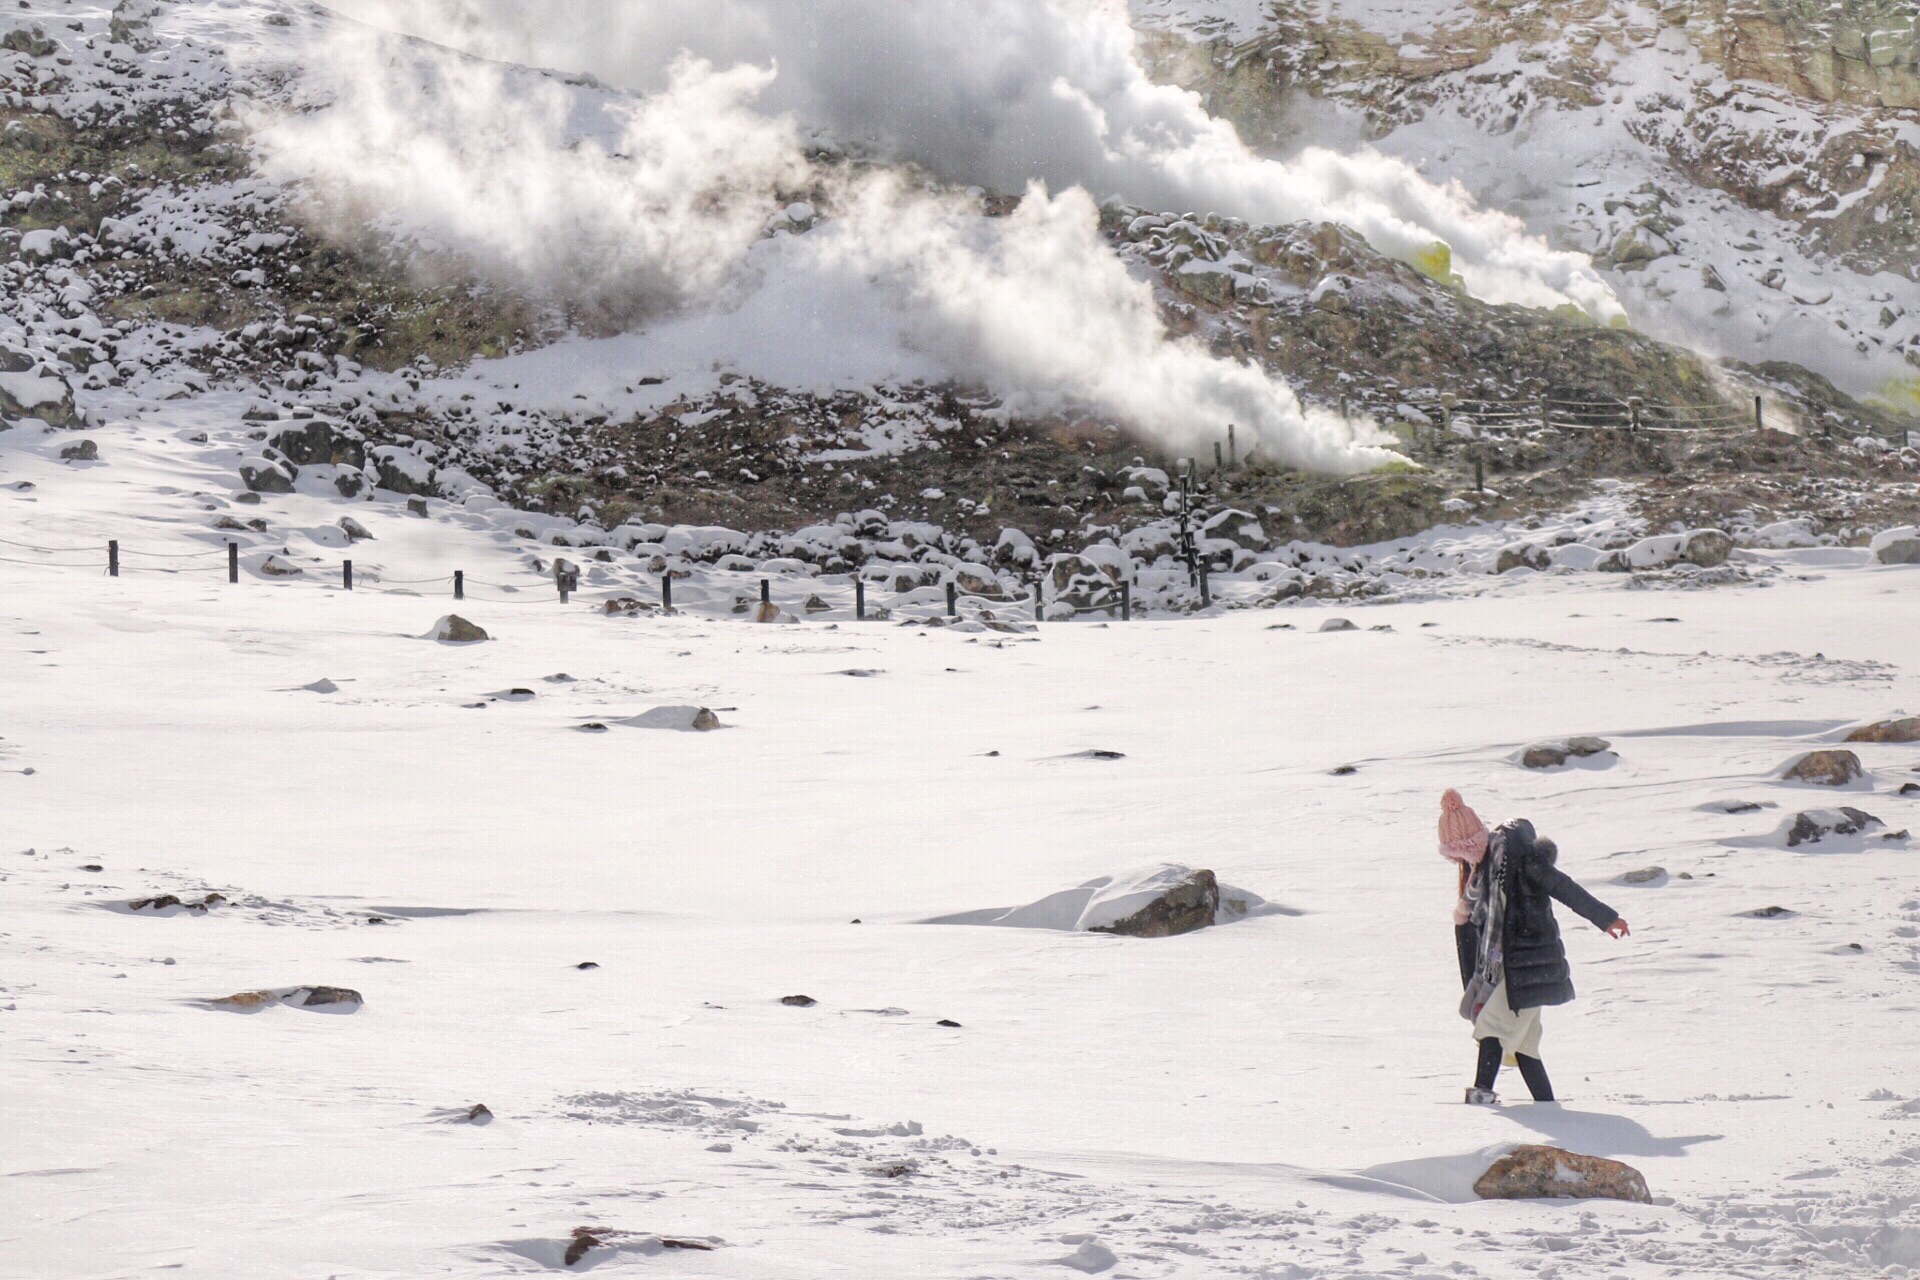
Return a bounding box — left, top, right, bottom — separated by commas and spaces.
926, 864, 1289, 936
370, 445, 436, 496
1870, 528, 1920, 566
1783, 807, 1884, 848
1519, 736, 1614, 769
1845, 717, 1920, 744
0, 368, 79, 428
617, 705, 721, 732
1474, 1146, 1650, 1203
239, 456, 296, 493
1781, 749, 1864, 786
425, 615, 489, 643
209, 985, 363, 1012
1087, 868, 1219, 938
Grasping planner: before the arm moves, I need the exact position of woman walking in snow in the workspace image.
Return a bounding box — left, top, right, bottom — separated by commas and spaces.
1437, 790, 1630, 1105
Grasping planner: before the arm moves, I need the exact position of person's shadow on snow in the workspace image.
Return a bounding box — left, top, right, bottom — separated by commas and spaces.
1496, 1105, 1720, 1159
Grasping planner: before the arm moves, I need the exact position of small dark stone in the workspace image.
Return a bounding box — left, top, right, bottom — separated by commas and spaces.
780, 994, 817, 1007
1746, 906, 1794, 919
936, 1019, 962, 1028
1900, 783, 1919, 796
575, 961, 599, 970
575, 722, 608, 733
467, 1103, 493, 1123
1330, 764, 1357, 776
850, 919, 862, 924
80, 864, 102, 872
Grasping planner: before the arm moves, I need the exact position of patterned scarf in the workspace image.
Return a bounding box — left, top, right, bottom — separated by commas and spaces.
1459, 829, 1509, 1023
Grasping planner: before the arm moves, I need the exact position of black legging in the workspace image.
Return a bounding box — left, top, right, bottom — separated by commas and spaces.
1475, 1036, 1554, 1101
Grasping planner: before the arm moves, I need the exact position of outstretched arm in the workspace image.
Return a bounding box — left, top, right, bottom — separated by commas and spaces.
1541, 865, 1624, 935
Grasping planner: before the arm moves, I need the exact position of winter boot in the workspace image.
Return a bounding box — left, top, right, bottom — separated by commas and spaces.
1464, 1087, 1501, 1106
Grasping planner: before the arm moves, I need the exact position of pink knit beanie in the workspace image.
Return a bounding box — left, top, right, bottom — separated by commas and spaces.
1438, 789, 1489, 865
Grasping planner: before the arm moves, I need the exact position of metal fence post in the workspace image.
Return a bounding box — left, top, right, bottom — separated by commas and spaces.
855, 578, 866, 620
1120, 580, 1132, 622
343, 560, 353, 591
454, 570, 465, 600
1227, 424, 1237, 468
1033, 580, 1045, 623
227, 542, 238, 584
760, 578, 770, 604
1754, 395, 1764, 433
661, 574, 671, 612
108, 540, 118, 578
1628, 397, 1643, 433
946, 582, 958, 618
1538, 394, 1550, 433
1199, 564, 1212, 608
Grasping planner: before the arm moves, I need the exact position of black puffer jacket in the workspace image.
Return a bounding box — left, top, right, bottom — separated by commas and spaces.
1454, 820, 1618, 1012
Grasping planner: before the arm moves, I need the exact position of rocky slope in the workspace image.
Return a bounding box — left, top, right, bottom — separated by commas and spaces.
1134, 0, 1920, 413
2, 0, 1917, 611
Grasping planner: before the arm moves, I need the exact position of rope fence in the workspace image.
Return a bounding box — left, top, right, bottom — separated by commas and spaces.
0, 534, 1132, 623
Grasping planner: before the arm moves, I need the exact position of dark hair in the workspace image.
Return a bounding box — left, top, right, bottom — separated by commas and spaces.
1535, 837, 1558, 864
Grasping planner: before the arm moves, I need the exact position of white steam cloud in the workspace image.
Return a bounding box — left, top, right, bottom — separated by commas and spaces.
261, 1, 1616, 472
326, 0, 1622, 319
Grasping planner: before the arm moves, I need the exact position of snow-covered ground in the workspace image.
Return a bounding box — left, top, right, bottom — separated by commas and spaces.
5, 478, 1920, 1274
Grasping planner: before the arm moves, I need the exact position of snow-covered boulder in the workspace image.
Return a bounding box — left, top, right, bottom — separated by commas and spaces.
425, 615, 489, 643
1781, 749, 1865, 786
238, 456, 296, 493
951, 563, 1005, 598
1620, 529, 1733, 571
1518, 736, 1615, 770
1871, 527, 1920, 566
993, 527, 1037, 568
926, 864, 1291, 936
749, 601, 799, 624
1782, 807, 1884, 849
17, 227, 73, 262
1844, 717, 1920, 744
1474, 1146, 1650, 1204
369, 445, 435, 496
616, 706, 721, 732
0, 368, 78, 427
207, 985, 362, 1013
1495, 544, 1550, 574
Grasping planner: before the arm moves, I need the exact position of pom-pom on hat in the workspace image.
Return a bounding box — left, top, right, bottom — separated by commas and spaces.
1438, 789, 1489, 865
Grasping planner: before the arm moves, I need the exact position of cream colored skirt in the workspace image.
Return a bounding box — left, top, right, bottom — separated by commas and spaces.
1471, 978, 1542, 1060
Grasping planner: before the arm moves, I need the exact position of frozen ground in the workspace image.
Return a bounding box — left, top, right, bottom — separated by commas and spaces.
4, 493, 1920, 1275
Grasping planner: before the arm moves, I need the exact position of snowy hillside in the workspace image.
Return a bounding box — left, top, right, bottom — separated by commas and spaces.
1132, 0, 1920, 412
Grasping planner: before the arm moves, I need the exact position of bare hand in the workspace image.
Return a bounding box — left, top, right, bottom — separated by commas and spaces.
1606, 918, 1630, 939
